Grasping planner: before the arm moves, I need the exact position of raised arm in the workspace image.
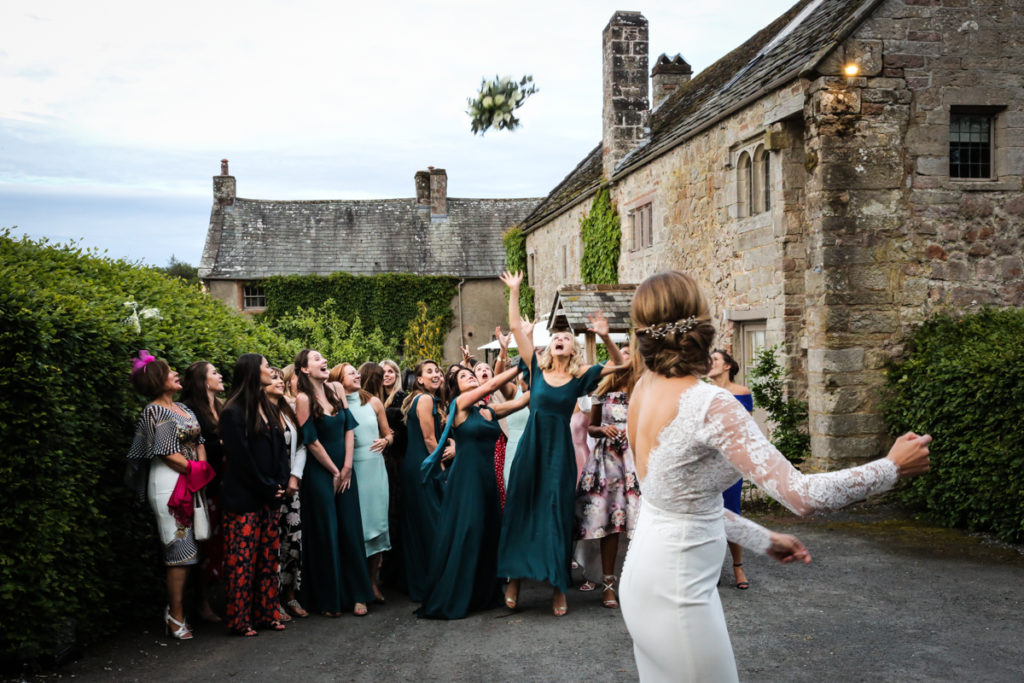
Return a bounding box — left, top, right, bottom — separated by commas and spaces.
586, 311, 624, 375
705, 392, 931, 516
455, 365, 521, 413
500, 270, 533, 362
494, 326, 517, 400
489, 390, 530, 418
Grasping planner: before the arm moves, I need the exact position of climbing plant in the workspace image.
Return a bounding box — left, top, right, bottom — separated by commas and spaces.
502, 226, 535, 319
402, 301, 447, 367
579, 188, 621, 284
260, 273, 458, 351
268, 299, 401, 366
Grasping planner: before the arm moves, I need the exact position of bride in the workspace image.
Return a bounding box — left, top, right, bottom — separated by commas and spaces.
620, 271, 932, 682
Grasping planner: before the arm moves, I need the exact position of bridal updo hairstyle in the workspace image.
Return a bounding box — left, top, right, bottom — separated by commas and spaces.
631, 271, 716, 377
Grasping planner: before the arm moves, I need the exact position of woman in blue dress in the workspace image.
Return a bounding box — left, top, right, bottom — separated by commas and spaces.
708, 348, 754, 590
399, 359, 446, 602
497, 270, 624, 616
294, 349, 373, 617
417, 364, 530, 619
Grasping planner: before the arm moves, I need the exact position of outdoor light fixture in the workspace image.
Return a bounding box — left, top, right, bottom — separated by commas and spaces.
844, 63, 860, 77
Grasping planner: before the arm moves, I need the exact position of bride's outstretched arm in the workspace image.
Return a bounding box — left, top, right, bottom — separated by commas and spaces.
705, 392, 931, 516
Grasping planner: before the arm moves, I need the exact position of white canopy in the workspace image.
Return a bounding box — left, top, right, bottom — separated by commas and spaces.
477, 315, 629, 351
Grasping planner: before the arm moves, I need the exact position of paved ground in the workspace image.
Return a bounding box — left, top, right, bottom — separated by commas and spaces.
21, 503, 1024, 682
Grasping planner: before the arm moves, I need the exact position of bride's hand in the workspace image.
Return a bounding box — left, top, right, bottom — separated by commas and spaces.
767, 532, 811, 564
886, 432, 932, 477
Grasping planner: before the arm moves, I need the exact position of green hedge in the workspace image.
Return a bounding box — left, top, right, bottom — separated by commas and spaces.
884, 308, 1024, 543
259, 272, 458, 348
0, 231, 293, 667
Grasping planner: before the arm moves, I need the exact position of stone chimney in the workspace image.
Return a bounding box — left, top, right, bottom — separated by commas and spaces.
429, 167, 447, 217
415, 170, 431, 205
651, 54, 692, 108
602, 11, 649, 180
213, 158, 235, 207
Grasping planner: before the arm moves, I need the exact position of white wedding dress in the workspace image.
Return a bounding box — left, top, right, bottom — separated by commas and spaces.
620, 382, 900, 682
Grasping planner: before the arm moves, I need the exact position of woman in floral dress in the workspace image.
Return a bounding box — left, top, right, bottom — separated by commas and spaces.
575, 347, 640, 609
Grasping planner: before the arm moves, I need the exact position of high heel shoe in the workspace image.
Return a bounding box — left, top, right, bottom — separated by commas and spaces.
504, 580, 519, 609
552, 590, 568, 617
164, 606, 193, 640
601, 575, 619, 609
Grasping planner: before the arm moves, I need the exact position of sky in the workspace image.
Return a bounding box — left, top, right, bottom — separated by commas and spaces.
0, 0, 798, 266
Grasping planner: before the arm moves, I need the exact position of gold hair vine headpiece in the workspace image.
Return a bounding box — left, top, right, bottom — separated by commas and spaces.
636, 316, 699, 340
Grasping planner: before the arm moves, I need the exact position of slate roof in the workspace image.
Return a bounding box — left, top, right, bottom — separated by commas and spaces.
548, 284, 637, 333
522, 0, 880, 232
199, 196, 541, 280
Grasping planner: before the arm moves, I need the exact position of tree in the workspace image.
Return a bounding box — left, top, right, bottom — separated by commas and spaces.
160, 255, 199, 285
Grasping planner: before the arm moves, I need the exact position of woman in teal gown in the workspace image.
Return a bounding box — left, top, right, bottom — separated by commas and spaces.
417, 364, 530, 619
399, 359, 446, 602
294, 349, 373, 617
497, 270, 624, 616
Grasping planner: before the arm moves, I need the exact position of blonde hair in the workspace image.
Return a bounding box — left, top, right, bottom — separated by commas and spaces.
536, 330, 585, 377
281, 364, 296, 398
631, 271, 715, 378
379, 359, 403, 410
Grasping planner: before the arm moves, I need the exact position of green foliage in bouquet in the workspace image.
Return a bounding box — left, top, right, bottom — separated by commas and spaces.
467, 75, 538, 135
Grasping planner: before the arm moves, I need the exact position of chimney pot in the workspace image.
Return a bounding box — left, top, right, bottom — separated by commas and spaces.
651, 54, 692, 108
214, 159, 235, 206
220, 158, 229, 175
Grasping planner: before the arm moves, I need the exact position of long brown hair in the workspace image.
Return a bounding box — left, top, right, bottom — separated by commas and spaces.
295, 349, 344, 420
223, 353, 280, 438
594, 346, 634, 397
180, 361, 223, 427
267, 366, 302, 445
401, 359, 441, 421
359, 362, 384, 401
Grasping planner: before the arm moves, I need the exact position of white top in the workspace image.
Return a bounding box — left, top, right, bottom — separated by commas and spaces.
282, 415, 307, 480
640, 382, 899, 554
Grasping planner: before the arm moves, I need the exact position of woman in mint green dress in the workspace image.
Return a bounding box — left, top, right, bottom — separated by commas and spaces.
336, 362, 393, 603
417, 364, 530, 619
294, 349, 373, 617
497, 271, 624, 616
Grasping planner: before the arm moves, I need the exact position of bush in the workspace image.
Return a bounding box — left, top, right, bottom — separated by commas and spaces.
259, 272, 458, 354
749, 344, 810, 464
0, 231, 293, 668
502, 226, 535, 319
884, 308, 1024, 543
268, 299, 401, 366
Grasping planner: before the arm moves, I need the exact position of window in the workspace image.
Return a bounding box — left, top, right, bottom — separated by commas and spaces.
737, 152, 751, 218
753, 145, 770, 214
736, 320, 767, 387
242, 282, 266, 309
631, 203, 653, 250
949, 111, 992, 179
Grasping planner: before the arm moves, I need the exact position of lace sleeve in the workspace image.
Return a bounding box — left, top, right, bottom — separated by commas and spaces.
703, 392, 899, 516
723, 509, 771, 554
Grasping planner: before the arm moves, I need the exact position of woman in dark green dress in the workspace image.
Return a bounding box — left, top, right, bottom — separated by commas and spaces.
399, 359, 446, 602
497, 271, 624, 616
294, 349, 373, 617
417, 364, 530, 619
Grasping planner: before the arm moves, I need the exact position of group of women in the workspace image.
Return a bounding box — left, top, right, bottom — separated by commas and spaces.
128, 268, 933, 682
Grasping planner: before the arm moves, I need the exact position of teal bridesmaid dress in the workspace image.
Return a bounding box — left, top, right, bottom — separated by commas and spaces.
400, 394, 443, 602
497, 353, 604, 593
418, 405, 503, 619
300, 408, 373, 612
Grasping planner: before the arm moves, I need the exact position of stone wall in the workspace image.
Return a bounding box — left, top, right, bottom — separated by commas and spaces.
445, 279, 508, 363
524, 201, 588, 315
802, 0, 1024, 466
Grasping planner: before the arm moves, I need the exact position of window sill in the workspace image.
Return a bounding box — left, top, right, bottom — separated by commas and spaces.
943, 178, 1019, 192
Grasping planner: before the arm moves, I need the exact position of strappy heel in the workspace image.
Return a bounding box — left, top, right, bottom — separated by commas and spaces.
552, 589, 568, 617
164, 605, 193, 640
601, 575, 619, 609
733, 563, 750, 590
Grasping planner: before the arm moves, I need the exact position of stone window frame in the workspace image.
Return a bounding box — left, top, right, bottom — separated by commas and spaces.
628, 202, 654, 251
527, 253, 536, 287
241, 281, 267, 311
734, 316, 767, 388
731, 139, 772, 220
948, 105, 1006, 181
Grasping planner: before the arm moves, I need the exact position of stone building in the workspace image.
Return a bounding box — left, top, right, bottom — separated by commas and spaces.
198, 161, 541, 361
521, 0, 1024, 466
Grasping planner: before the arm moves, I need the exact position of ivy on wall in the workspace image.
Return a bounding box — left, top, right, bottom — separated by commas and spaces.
260, 273, 459, 353
502, 226, 536, 318
579, 187, 621, 284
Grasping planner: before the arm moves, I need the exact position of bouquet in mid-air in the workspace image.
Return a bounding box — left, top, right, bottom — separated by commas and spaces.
467, 75, 538, 135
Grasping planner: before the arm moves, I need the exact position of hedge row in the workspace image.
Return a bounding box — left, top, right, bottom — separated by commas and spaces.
0, 231, 293, 667
884, 308, 1024, 543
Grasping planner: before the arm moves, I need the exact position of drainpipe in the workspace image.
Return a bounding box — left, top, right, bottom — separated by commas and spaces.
457, 278, 466, 349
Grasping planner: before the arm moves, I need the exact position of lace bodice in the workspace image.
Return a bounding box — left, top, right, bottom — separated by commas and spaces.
641, 382, 899, 554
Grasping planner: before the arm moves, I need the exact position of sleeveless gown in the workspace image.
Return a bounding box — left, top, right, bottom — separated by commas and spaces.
418, 405, 504, 619
400, 394, 443, 602
347, 392, 391, 557
497, 354, 604, 593
619, 382, 902, 682
300, 408, 373, 612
